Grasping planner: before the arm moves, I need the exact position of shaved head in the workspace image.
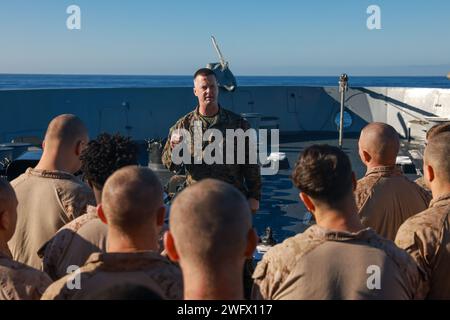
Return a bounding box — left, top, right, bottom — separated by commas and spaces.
169, 179, 252, 265
426, 122, 450, 140
102, 166, 163, 233
44, 114, 88, 148
424, 132, 450, 182
359, 122, 400, 165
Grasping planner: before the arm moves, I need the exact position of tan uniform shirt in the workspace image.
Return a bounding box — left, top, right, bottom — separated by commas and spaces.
41, 251, 183, 300
395, 193, 450, 299
8, 168, 95, 269
0, 251, 52, 300
252, 225, 422, 300
355, 166, 431, 240
38, 205, 107, 280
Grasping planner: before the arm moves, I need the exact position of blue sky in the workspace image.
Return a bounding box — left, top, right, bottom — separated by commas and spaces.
0, 0, 449, 76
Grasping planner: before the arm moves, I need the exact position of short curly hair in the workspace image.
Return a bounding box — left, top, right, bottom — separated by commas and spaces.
80, 133, 138, 189
292, 145, 353, 205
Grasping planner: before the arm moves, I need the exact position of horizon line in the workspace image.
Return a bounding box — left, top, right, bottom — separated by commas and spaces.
1, 72, 449, 78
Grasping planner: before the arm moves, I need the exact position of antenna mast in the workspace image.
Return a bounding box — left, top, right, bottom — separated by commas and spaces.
211, 36, 227, 69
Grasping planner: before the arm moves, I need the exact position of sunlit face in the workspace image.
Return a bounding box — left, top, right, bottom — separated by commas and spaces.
193, 74, 218, 107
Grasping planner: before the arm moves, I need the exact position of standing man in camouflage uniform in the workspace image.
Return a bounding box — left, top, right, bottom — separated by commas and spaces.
396, 132, 450, 299
162, 68, 261, 212
252, 145, 422, 300
354, 122, 430, 240
0, 179, 51, 300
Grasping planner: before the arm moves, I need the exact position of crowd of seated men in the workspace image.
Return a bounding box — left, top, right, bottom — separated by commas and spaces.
0, 113, 449, 300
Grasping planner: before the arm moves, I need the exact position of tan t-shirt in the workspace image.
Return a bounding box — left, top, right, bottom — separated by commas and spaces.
41, 251, 183, 300
252, 225, 422, 300
395, 193, 450, 299
0, 251, 52, 300
8, 168, 95, 269
38, 205, 107, 280
355, 166, 431, 240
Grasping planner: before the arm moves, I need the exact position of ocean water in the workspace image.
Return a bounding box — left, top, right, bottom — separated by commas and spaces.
0, 74, 449, 90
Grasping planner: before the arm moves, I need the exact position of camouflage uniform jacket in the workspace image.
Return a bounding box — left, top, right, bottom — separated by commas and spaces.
355, 166, 431, 240
252, 224, 422, 300
0, 250, 52, 300
41, 251, 183, 300
8, 168, 96, 269
162, 106, 261, 200
395, 193, 450, 299
38, 205, 107, 280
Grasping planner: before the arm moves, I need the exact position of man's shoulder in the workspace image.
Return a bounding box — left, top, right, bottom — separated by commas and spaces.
60, 206, 99, 233
42, 252, 182, 300
0, 256, 50, 280
39, 208, 106, 280
41, 257, 101, 300
39, 208, 99, 260
355, 175, 381, 196
53, 174, 91, 193
0, 257, 52, 299
10, 171, 29, 189
173, 109, 198, 127
355, 172, 428, 205
396, 206, 447, 249
401, 206, 447, 231
253, 226, 325, 280
54, 178, 95, 219
364, 231, 418, 272
355, 175, 380, 206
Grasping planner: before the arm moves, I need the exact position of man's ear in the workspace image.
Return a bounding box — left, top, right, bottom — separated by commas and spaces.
299, 192, 315, 213
75, 140, 83, 157
164, 231, 180, 262
193, 87, 198, 97
424, 163, 435, 185
362, 150, 371, 164
97, 205, 108, 225
351, 171, 357, 192
156, 206, 166, 227
244, 228, 258, 259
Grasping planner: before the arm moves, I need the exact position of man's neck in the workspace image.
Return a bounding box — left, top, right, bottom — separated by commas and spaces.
199, 103, 219, 117
430, 183, 450, 200
182, 265, 244, 300
92, 186, 102, 204
365, 162, 395, 173
314, 201, 364, 233
35, 153, 74, 173
107, 228, 158, 253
